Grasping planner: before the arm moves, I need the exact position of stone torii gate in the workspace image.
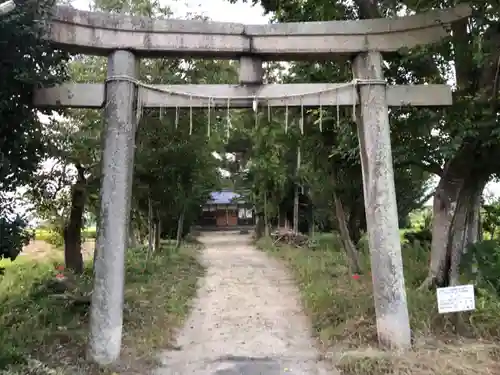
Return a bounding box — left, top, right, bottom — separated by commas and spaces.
34, 4, 471, 364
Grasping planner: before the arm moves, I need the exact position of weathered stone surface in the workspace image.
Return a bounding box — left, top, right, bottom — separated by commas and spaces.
45, 4, 471, 59
239, 56, 263, 84
88, 50, 139, 365
353, 52, 412, 349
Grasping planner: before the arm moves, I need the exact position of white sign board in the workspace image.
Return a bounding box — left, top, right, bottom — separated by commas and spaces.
436, 284, 475, 314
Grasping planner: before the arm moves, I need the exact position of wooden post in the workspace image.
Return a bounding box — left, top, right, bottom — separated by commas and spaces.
88, 50, 139, 364
352, 52, 411, 349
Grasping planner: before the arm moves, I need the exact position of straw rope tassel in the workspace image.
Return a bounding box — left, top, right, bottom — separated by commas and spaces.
352, 82, 357, 122
207, 98, 211, 138
101, 77, 388, 135
226, 98, 231, 139
135, 88, 143, 125
319, 93, 322, 132
336, 90, 340, 128
285, 102, 289, 134
189, 96, 193, 135
300, 97, 304, 135
252, 97, 258, 128
107, 74, 360, 102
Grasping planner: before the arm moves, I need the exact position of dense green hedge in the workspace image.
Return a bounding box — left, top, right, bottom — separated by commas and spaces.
34, 228, 97, 248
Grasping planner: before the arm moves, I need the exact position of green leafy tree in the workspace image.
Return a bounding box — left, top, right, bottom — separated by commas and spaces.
229, 0, 500, 287
26, 55, 104, 273
481, 198, 500, 240
0, 0, 68, 261
245, 112, 290, 236
79, 0, 230, 253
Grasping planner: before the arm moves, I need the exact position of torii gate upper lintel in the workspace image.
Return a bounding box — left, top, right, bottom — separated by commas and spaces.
49, 4, 470, 59
35, 4, 472, 365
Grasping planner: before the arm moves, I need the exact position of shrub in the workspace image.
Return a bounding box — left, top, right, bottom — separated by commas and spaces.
403, 211, 432, 246
35, 227, 96, 248
82, 228, 96, 240
35, 229, 64, 248
463, 239, 500, 296
0, 216, 33, 262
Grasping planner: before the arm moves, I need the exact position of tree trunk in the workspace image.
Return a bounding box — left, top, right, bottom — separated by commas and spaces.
147, 195, 153, 257
469, 193, 482, 243
255, 215, 265, 238
423, 156, 488, 288
176, 208, 185, 249
63, 164, 86, 274
309, 205, 314, 237
154, 215, 161, 252
264, 193, 270, 237
329, 169, 362, 273
420, 7, 496, 289
128, 214, 138, 248
293, 146, 300, 234
333, 190, 362, 273
137, 213, 148, 245
293, 186, 299, 234
347, 205, 364, 246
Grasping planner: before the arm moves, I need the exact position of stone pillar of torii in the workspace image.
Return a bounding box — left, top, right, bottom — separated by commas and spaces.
0, 0, 14, 14
33, 4, 472, 364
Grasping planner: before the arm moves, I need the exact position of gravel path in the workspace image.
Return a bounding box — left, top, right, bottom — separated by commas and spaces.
153, 231, 337, 375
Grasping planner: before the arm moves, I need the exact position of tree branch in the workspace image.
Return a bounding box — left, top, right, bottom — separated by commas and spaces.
352, 0, 380, 18
395, 159, 443, 177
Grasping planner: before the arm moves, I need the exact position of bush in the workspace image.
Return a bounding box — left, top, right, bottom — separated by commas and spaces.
403, 211, 432, 246
34, 229, 63, 248
82, 228, 96, 240
463, 239, 500, 296
0, 216, 33, 261
403, 228, 432, 245
35, 227, 96, 248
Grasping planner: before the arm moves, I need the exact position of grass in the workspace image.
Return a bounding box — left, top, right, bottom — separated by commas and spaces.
0, 243, 204, 374
258, 233, 500, 375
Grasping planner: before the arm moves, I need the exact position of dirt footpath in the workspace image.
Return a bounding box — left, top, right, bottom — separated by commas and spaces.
154, 231, 337, 375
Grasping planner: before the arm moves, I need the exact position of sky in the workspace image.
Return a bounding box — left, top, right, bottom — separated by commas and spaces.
70, 0, 270, 23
